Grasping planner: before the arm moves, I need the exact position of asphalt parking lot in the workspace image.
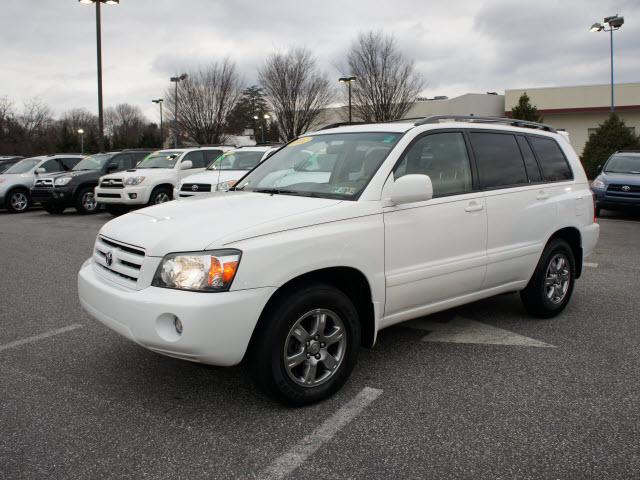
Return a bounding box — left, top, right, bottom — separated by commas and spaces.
1, 209, 639, 480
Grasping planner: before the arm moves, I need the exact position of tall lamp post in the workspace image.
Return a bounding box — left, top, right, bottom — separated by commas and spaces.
590, 14, 625, 112
77, 129, 85, 154
253, 114, 271, 143
152, 99, 164, 147
170, 74, 188, 147
78, 0, 120, 152
338, 76, 357, 123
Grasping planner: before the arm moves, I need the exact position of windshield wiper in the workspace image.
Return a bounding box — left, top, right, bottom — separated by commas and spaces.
251, 188, 305, 196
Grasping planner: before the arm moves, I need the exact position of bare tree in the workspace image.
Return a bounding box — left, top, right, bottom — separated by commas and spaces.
19, 97, 54, 139
345, 31, 424, 122
259, 48, 333, 141
165, 59, 243, 145
105, 103, 147, 148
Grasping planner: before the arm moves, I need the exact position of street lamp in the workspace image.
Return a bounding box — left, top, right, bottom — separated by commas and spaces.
152, 99, 164, 147
590, 14, 625, 112
77, 129, 85, 154
78, 0, 120, 152
338, 76, 357, 124
170, 73, 188, 147
253, 114, 270, 143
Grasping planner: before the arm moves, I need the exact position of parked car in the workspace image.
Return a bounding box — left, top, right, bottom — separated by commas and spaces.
78, 116, 599, 405
175, 146, 279, 199
31, 150, 152, 215
0, 156, 24, 174
0, 154, 84, 213
95, 146, 231, 215
590, 150, 640, 216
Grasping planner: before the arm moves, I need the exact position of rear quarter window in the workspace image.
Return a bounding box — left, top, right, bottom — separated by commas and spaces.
528, 136, 573, 182
469, 132, 528, 189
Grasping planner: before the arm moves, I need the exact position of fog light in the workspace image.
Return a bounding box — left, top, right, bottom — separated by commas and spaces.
174, 317, 183, 334
129, 193, 137, 199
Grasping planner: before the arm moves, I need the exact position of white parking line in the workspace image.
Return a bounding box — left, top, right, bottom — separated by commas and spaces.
259, 386, 383, 480
584, 262, 599, 268
0, 324, 83, 353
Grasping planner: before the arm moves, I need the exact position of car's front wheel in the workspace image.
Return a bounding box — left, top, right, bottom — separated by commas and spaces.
75, 187, 98, 214
148, 186, 172, 206
249, 282, 361, 406
520, 238, 576, 318
5, 189, 30, 213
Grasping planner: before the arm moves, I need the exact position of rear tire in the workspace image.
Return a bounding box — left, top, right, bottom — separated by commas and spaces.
520, 238, 576, 318
105, 205, 129, 216
5, 189, 30, 213
75, 187, 98, 215
248, 282, 361, 406
42, 203, 66, 214
148, 186, 172, 206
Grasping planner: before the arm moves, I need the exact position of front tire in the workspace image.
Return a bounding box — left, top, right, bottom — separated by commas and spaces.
5, 189, 30, 213
75, 187, 99, 215
248, 282, 361, 406
520, 239, 576, 318
148, 186, 172, 206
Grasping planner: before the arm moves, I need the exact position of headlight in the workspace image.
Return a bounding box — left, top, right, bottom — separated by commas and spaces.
152, 249, 241, 292
54, 176, 72, 186
125, 176, 145, 185
216, 180, 237, 191
591, 177, 605, 189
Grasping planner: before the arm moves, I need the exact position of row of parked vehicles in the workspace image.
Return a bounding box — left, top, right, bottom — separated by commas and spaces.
0, 145, 279, 214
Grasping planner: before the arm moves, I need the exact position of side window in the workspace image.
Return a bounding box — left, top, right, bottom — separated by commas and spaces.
470, 132, 527, 189
204, 150, 223, 166
131, 152, 148, 167
516, 136, 542, 183
110, 154, 132, 172
60, 157, 80, 171
528, 136, 573, 181
394, 132, 473, 197
183, 151, 205, 169
40, 159, 63, 173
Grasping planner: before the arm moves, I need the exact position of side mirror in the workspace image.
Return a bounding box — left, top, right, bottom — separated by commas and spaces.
179, 160, 193, 170
106, 163, 118, 172
385, 174, 433, 206
35, 167, 46, 174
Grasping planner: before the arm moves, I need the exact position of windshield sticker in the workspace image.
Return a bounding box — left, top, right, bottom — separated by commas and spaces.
383, 135, 398, 143
333, 186, 357, 195
290, 137, 313, 147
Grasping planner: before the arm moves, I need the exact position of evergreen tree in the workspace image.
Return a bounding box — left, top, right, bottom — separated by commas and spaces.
582, 113, 640, 178
511, 92, 542, 122
226, 85, 270, 136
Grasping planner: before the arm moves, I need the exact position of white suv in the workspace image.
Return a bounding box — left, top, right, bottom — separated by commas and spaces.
175, 146, 278, 199
78, 116, 599, 405
95, 147, 231, 214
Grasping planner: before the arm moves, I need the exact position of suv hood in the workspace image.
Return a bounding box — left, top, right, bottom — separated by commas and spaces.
181, 170, 248, 185
41, 170, 100, 181
99, 191, 359, 256
104, 168, 175, 180
601, 171, 640, 185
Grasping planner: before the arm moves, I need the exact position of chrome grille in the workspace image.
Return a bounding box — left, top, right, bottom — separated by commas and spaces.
93, 235, 145, 286
100, 178, 124, 189
181, 183, 211, 192
34, 178, 53, 187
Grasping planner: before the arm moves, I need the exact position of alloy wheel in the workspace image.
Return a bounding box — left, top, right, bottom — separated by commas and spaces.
544, 253, 570, 304
10, 192, 28, 212
83, 192, 97, 212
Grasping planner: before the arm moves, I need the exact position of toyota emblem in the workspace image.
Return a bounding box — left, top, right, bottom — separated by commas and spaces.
105, 251, 113, 267
622, 185, 631, 192
191, 184, 199, 191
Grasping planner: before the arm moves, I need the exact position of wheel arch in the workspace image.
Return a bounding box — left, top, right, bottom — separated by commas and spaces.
246, 266, 376, 362
546, 226, 583, 278
73, 181, 98, 200
150, 183, 175, 198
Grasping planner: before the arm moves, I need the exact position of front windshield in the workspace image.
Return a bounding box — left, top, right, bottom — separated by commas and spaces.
605, 155, 640, 174
208, 151, 265, 171
234, 132, 401, 200
73, 154, 112, 171
136, 151, 182, 169
4, 157, 42, 174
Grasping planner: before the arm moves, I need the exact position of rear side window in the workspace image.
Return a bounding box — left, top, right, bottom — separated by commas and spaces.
394, 132, 473, 197
516, 136, 542, 183
183, 151, 205, 169
41, 159, 63, 173
528, 136, 573, 181
111, 154, 133, 171
60, 157, 80, 170
204, 150, 223, 165
469, 132, 527, 189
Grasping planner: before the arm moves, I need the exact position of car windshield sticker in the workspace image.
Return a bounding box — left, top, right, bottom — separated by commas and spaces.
289, 137, 313, 147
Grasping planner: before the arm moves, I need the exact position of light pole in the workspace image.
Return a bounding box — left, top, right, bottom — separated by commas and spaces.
253, 114, 271, 143
170, 74, 188, 147
78, 0, 119, 152
152, 99, 164, 147
338, 76, 357, 123
77, 129, 85, 154
590, 14, 625, 112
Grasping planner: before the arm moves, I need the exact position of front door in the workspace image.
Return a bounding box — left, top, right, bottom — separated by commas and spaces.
382, 131, 487, 327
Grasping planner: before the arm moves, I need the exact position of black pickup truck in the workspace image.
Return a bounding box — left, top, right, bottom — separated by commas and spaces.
31, 149, 152, 214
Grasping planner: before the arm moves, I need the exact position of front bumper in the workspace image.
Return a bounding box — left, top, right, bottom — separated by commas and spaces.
95, 185, 151, 205
78, 259, 275, 366
174, 188, 213, 199
593, 187, 640, 210
30, 186, 73, 206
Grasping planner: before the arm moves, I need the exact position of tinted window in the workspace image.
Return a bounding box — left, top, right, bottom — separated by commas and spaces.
183, 150, 205, 168
60, 157, 80, 170
110, 154, 133, 172
528, 136, 573, 181
395, 132, 472, 197
204, 150, 223, 165
41, 159, 63, 173
470, 132, 527, 189
516, 136, 542, 182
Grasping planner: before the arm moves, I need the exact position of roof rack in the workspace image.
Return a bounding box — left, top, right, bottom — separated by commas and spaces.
616, 149, 640, 153
319, 121, 370, 130
414, 115, 557, 133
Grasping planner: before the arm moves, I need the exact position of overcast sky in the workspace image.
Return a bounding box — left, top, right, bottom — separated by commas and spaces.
1, 0, 638, 123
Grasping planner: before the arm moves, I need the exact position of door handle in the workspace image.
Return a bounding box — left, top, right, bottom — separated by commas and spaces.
464, 201, 484, 213
536, 191, 550, 201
